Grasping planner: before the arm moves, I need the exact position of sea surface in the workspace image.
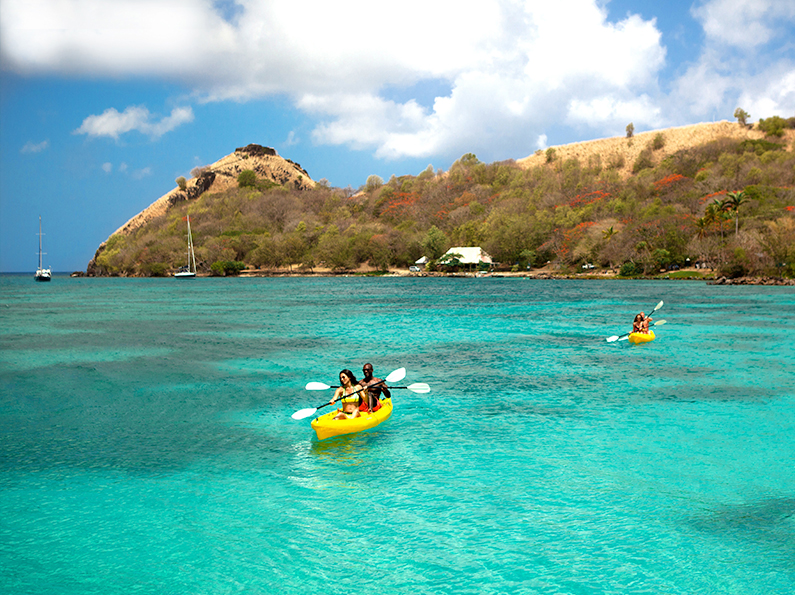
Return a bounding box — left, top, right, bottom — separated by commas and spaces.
1, 274, 794, 594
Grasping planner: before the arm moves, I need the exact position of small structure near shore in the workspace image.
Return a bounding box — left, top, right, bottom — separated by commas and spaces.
439, 247, 493, 271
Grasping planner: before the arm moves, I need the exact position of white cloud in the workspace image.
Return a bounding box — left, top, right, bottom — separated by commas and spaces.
3, 0, 793, 161
691, 0, 795, 49
131, 167, 152, 180
20, 140, 49, 153
672, 1, 795, 122
74, 106, 194, 139
102, 162, 112, 173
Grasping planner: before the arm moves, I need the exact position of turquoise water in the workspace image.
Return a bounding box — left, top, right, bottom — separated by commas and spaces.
1, 275, 793, 594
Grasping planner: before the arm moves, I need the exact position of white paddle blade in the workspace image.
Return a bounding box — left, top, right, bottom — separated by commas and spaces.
291, 407, 318, 420
386, 367, 406, 383
305, 381, 330, 390
654, 300, 664, 312
654, 319, 667, 326
407, 383, 430, 393
606, 335, 620, 343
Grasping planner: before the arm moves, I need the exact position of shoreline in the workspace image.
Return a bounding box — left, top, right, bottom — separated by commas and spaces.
64, 267, 794, 285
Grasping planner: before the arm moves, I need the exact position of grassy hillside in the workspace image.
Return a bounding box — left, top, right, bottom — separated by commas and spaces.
90, 121, 795, 278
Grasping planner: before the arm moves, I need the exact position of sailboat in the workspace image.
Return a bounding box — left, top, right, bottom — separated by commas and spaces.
174, 214, 197, 278
34, 216, 52, 282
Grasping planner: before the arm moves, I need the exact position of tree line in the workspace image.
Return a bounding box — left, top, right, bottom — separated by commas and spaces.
93, 121, 795, 278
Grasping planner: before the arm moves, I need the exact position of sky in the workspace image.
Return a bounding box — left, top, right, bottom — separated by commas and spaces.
1, 0, 794, 272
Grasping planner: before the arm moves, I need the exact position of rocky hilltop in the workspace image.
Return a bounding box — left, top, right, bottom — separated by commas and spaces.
87, 144, 314, 274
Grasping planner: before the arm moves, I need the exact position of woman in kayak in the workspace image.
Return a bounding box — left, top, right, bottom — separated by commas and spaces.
331, 369, 363, 420
633, 312, 652, 334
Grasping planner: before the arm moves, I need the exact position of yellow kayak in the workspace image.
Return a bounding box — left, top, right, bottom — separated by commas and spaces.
311, 398, 393, 440
628, 330, 655, 344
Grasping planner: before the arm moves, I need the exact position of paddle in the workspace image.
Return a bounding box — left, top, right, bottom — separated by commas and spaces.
608, 319, 667, 343
606, 300, 664, 343
306, 382, 430, 394
292, 367, 406, 420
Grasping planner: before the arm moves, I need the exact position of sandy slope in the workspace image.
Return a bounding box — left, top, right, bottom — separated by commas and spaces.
516, 121, 794, 178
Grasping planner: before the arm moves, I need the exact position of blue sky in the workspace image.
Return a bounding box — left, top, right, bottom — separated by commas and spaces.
1, 0, 794, 272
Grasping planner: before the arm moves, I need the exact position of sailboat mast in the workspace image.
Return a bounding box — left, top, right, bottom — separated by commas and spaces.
187, 215, 196, 273
38, 216, 44, 269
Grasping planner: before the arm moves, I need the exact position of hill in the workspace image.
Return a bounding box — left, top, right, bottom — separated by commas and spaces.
87, 144, 313, 274
518, 120, 795, 178
85, 121, 795, 279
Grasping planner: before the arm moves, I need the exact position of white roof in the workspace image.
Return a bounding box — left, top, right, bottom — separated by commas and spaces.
415, 256, 428, 264
442, 246, 493, 264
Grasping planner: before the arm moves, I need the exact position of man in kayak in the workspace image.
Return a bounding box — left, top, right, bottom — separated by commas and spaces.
359, 363, 392, 412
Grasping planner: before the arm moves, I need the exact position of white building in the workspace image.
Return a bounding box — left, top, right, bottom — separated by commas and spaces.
440, 247, 493, 267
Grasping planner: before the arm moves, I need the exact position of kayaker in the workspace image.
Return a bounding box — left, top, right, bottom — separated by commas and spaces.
641, 311, 652, 333
632, 313, 643, 333
359, 363, 392, 412
331, 369, 363, 420
633, 312, 652, 334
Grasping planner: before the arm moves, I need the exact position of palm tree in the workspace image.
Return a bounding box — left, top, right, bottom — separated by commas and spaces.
602, 225, 617, 241
695, 217, 709, 239
723, 190, 748, 234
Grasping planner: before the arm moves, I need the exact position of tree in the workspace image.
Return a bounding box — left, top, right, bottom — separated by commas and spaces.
238, 170, 257, 188
421, 225, 448, 259
626, 123, 634, 138
734, 108, 750, 127
176, 176, 187, 190
723, 191, 748, 234
758, 116, 786, 137
364, 174, 384, 192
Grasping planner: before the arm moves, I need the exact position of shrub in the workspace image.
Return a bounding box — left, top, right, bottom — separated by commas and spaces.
210, 260, 246, 276
626, 123, 634, 138
632, 149, 654, 173
620, 261, 642, 276
238, 170, 257, 187
176, 176, 187, 190
734, 108, 750, 127
142, 262, 168, 277
758, 116, 787, 137
652, 133, 665, 151
545, 148, 556, 163
608, 153, 625, 169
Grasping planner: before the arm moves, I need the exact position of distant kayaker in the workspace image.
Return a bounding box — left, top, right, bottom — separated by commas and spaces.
359, 363, 391, 412
331, 369, 362, 420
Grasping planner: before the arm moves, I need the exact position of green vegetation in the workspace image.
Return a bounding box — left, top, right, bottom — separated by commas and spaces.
210, 260, 246, 276
91, 123, 795, 278
238, 170, 257, 188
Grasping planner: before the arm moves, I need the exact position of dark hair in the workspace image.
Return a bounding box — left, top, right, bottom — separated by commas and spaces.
634, 313, 643, 322
339, 369, 357, 384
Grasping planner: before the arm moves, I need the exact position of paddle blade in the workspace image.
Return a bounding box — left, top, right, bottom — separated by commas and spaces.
606, 335, 620, 343
653, 300, 664, 313
305, 381, 330, 390
386, 367, 407, 383
291, 407, 317, 420
407, 382, 430, 393
654, 319, 667, 326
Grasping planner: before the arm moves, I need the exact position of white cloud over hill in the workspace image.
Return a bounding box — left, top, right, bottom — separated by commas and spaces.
2, 0, 793, 160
